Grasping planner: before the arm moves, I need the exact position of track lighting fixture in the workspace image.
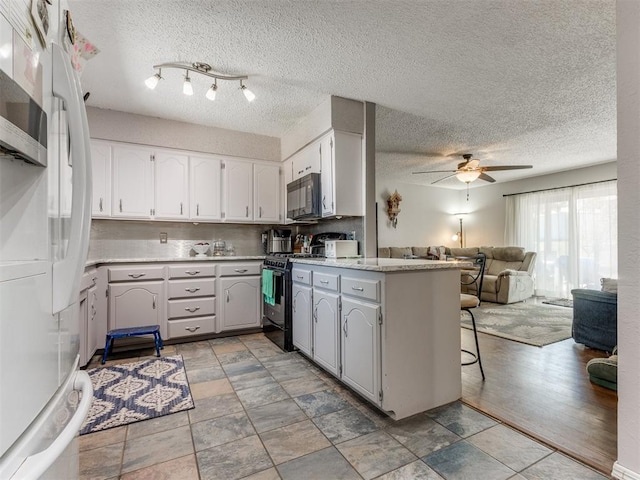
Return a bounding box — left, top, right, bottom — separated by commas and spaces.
145, 62, 254, 102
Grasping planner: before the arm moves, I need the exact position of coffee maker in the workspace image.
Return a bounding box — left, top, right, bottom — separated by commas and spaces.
262, 229, 293, 254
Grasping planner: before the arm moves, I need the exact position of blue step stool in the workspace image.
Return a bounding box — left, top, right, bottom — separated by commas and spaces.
101, 325, 164, 364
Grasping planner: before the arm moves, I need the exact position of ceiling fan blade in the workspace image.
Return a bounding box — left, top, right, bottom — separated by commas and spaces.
431, 173, 457, 184
481, 165, 533, 171
412, 170, 457, 175
478, 173, 496, 183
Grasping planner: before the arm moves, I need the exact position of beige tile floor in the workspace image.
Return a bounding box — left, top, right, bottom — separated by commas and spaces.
79, 333, 608, 480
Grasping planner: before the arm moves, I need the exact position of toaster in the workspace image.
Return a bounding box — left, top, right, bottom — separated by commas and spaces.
324, 240, 358, 258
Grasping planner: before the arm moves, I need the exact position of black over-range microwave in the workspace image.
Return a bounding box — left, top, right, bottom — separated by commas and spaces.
286, 172, 322, 220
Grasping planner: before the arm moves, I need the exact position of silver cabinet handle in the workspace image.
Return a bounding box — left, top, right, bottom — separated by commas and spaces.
196, 204, 199, 216
119, 199, 123, 212
343, 318, 348, 337
180, 202, 183, 215
185, 326, 200, 332
128, 273, 146, 278
314, 307, 318, 322
234, 269, 248, 273
293, 298, 297, 312
351, 286, 364, 291
185, 306, 200, 312
320, 280, 329, 284
259, 206, 262, 218
152, 295, 156, 309
296, 275, 304, 279
99, 198, 103, 212
185, 287, 200, 293
322, 196, 326, 209
185, 270, 200, 276
226, 290, 230, 303
246, 206, 249, 217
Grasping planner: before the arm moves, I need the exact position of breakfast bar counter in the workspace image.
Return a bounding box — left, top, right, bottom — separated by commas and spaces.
288, 257, 472, 420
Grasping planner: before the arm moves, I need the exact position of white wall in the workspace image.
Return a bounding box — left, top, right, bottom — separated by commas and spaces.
86, 107, 280, 162
376, 162, 616, 249
613, 1, 640, 478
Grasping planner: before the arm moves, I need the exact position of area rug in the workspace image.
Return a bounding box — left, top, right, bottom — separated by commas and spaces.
461, 301, 573, 347
541, 298, 573, 308
80, 355, 194, 435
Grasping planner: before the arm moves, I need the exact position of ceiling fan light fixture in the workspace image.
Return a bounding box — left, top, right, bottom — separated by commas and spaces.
183, 71, 193, 96
145, 69, 162, 89
456, 170, 481, 183
206, 81, 217, 101
241, 80, 255, 102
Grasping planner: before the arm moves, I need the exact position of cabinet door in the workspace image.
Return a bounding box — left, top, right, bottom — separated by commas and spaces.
292, 284, 313, 357
219, 276, 261, 331
320, 134, 334, 216
112, 145, 154, 218
341, 297, 381, 404
108, 281, 164, 335
223, 159, 253, 221
90, 140, 111, 217
155, 151, 189, 220
86, 284, 100, 362
291, 144, 321, 181
254, 163, 280, 223
190, 155, 222, 221
313, 289, 340, 376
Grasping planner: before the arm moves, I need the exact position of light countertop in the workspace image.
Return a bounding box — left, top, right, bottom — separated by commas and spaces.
85, 255, 265, 268
290, 257, 473, 272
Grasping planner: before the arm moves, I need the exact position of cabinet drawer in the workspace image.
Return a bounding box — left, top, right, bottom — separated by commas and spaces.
108, 265, 165, 282
292, 268, 312, 285
313, 272, 339, 291
168, 264, 216, 279
168, 316, 215, 339
218, 263, 261, 277
168, 278, 216, 299
168, 297, 215, 319
341, 276, 380, 302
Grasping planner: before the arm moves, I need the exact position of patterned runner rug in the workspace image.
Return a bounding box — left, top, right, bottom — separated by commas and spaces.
80, 355, 194, 435
461, 301, 573, 347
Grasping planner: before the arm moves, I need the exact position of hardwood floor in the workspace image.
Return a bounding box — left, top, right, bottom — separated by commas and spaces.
461, 328, 617, 475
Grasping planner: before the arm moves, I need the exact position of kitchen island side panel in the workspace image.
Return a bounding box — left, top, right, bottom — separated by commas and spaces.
381, 268, 461, 419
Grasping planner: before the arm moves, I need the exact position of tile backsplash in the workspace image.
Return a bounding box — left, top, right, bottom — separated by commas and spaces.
89, 220, 268, 260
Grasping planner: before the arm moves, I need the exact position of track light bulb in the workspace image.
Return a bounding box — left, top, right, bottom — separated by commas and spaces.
145, 70, 162, 90
241, 81, 255, 102
206, 83, 217, 101
183, 72, 193, 96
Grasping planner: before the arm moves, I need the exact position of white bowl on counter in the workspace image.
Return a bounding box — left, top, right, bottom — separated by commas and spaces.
192, 243, 210, 257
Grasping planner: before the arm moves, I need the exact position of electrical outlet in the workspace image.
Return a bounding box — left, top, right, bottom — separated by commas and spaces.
159, 232, 168, 244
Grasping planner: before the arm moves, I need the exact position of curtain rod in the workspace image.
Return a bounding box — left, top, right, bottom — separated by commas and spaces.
502, 178, 617, 197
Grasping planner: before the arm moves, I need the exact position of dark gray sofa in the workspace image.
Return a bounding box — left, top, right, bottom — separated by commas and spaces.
571, 288, 617, 352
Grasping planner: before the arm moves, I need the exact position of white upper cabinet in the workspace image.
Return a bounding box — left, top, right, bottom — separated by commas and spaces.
253, 163, 280, 223
154, 151, 189, 220
291, 143, 321, 181
282, 157, 294, 223
190, 155, 222, 221
223, 159, 253, 221
320, 130, 363, 218
90, 140, 111, 218
112, 145, 154, 219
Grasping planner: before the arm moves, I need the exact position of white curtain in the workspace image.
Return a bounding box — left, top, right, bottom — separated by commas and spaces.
505, 181, 617, 298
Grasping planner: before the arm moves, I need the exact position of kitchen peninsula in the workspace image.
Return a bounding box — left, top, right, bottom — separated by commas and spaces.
289, 257, 471, 420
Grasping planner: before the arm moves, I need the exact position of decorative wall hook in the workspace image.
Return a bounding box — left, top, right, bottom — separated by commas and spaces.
386, 190, 402, 228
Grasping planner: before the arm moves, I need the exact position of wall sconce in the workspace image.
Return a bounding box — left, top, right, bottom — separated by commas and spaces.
451, 213, 467, 247
386, 190, 402, 228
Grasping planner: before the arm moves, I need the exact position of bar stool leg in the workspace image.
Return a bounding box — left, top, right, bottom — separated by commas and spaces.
101, 335, 113, 365
462, 309, 485, 380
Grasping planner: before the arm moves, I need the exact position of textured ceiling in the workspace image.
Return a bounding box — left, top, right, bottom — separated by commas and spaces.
68, 0, 616, 189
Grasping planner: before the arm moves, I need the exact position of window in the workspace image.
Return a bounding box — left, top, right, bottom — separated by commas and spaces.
505, 181, 617, 298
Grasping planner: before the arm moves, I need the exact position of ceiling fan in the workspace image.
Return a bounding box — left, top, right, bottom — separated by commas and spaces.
412, 154, 533, 184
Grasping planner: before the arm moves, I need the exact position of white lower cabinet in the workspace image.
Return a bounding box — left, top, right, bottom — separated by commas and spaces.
292, 283, 313, 357
108, 281, 165, 335
312, 289, 340, 377
341, 297, 380, 404
218, 266, 262, 331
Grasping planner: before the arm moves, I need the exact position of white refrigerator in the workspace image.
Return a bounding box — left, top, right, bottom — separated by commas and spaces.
0, 0, 93, 478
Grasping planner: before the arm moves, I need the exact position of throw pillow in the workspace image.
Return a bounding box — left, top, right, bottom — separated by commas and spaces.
601, 278, 618, 294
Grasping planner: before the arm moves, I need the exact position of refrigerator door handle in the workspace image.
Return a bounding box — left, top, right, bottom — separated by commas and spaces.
51, 43, 93, 314
11, 371, 93, 480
